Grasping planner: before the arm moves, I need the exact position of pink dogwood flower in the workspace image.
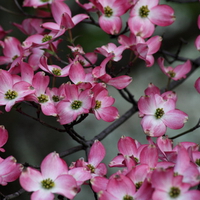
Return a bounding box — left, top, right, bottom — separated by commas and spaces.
91, 84, 119, 122
96, 0, 131, 34
20, 152, 79, 200
158, 57, 192, 80
92, 56, 132, 89
28, 71, 58, 116
195, 15, 200, 51
0, 156, 22, 186
41, 0, 88, 31
0, 36, 25, 69
138, 84, 188, 137
0, 25, 12, 39
0, 125, 8, 152
194, 77, 200, 93
0, 69, 35, 112
56, 83, 92, 124
13, 18, 44, 35
70, 140, 107, 177
128, 0, 175, 38
151, 168, 200, 200
95, 43, 125, 62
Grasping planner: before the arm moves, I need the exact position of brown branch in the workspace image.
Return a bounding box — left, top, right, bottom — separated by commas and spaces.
16, 107, 66, 132
3, 189, 25, 200
170, 118, 200, 140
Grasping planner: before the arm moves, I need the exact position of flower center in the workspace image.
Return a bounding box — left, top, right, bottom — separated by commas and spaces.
12, 55, 19, 61
95, 100, 101, 109
5, 90, 18, 100
167, 71, 176, 78
168, 187, 180, 198
71, 100, 82, 110
195, 159, 200, 166
87, 164, 95, 173
123, 195, 134, 200
104, 6, 113, 17
41, 178, 55, 189
155, 108, 165, 119
139, 5, 150, 18
52, 95, 60, 102
52, 68, 61, 76
42, 35, 52, 43
135, 181, 143, 190
38, 94, 49, 103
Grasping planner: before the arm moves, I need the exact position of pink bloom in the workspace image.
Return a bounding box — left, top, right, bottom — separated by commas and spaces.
158, 57, 192, 80
56, 83, 92, 124
0, 25, 12, 39
98, 174, 136, 200
194, 77, 200, 93
22, 31, 65, 50
0, 37, 25, 68
41, 1, 88, 31
136, 36, 162, 67
95, 43, 125, 61
70, 140, 107, 177
20, 152, 78, 200
151, 168, 200, 200
128, 0, 175, 38
96, 0, 131, 34
39, 56, 70, 77
138, 86, 188, 137
29, 72, 57, 116
91, 84, 119, 122
195, 35, 200, 51
0, 125, 8, 152
0, 69, 35, 112
13, 18, 44, 35
0, 156, 22, 186
92, 57, 132, 89
195, 15, 200, 51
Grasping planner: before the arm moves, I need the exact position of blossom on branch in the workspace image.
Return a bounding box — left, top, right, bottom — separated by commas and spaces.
19, 152, 80, 200
138, 84, 188, 137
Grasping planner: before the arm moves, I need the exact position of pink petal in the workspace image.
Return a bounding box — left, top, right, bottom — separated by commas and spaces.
195, 77, 200, 93
162, 109, 188, 129
88, 140, 106, 167
118, 136, 137, 156
20, 167, 42, 192
173, 60, 192, 80
31, 190, 54, 200
72, 14, 89, 26
0, 125, 8, 148
41, 152, 68, 180
128, 16, 155, 38
107, 75, 132, 89
52, 175, 78, 199
68, 167, 91, 186
149, 5, 175, 26
141, 115, 167, 137
99, 16, 122, 35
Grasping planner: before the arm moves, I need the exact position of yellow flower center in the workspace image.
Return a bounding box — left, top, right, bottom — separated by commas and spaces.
41, 178, 55, 189
104, 6, 113, 17
5, 90, 18, 100
139, 5, 150, 18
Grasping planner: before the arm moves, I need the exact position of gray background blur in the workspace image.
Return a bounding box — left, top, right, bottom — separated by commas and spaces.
0, 0, 200, 199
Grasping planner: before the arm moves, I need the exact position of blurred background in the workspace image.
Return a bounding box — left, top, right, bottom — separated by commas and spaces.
0, 0, 200, 199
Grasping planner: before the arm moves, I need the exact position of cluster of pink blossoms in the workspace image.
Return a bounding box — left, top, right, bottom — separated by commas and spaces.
0, 0, 200, 199
1, 126, 200, 200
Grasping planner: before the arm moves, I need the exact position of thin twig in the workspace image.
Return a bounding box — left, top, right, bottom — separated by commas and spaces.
16, 108, 66, 132
170, 118, 200, 140
3, 189, 25, 200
